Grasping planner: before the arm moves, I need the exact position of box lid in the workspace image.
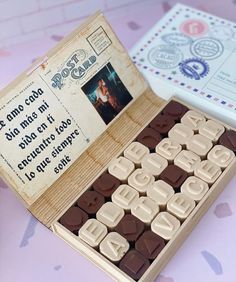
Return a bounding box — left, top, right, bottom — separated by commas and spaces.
0, 12, 150, 209
130, 3, 236, 126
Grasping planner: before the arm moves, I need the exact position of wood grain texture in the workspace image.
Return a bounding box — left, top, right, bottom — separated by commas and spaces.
29, 88, 165, 227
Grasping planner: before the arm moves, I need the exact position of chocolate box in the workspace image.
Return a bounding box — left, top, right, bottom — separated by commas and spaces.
0, 10, 236, 282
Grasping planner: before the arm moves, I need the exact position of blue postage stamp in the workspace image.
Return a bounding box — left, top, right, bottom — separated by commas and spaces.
162, 33, 192, 46
190, 37, 224, 60
179, 58, 209, 80
148, 45, 183, 69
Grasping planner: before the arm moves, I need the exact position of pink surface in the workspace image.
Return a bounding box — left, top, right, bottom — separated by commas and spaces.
0, 1, 236, 282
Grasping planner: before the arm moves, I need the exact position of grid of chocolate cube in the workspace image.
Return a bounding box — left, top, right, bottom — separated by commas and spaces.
59, 100, 236, 281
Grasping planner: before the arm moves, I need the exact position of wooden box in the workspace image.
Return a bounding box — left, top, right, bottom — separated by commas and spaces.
0, 12, 235, 282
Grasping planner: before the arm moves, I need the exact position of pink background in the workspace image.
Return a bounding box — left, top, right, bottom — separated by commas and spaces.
0, 1, 236, 282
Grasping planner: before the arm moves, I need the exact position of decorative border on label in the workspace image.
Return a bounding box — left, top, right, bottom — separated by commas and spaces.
132, 6, 236, 111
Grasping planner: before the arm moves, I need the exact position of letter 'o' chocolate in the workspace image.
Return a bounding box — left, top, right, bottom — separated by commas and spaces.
59, 206, 88, 234
119, 250, 150, 280
77, 191, 105, 216
92, 173, 121, 197
160, 165, 188, 189
136, 128, 162, 150
219, 130, 236, 153
135, 231, 165, 260
149, 114, 175, 135
162, 100, 188, 120
115, 214, 145, 242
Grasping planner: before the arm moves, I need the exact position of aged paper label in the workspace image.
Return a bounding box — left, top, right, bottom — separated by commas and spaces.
0, 13, 146, 205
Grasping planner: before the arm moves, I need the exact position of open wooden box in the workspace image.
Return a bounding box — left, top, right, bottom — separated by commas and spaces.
0, 12, 235, 282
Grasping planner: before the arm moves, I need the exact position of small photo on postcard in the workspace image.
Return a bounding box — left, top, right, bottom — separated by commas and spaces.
82, 63, 133, 125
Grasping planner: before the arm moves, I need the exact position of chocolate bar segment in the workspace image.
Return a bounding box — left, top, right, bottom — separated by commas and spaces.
162, 100, 188, 121
159, 165, 188, 190
149, 114, 175, 135
77, 191, 105, 216
219, 130, 236, 153
119, 250, 150, 280
92, 173, 121, 197
115, 214, 145, 243
59, 206, 88, 234
135, 230, 165, 260
136, 127, 162, 150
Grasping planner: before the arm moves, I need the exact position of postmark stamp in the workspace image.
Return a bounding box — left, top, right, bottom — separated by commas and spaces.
190, 37, 224, 60
179, 58, 209, 80
180, 19, 208, 37
148, 45, 183, 69
210, 25, 236, 41
161, 33, 192, 46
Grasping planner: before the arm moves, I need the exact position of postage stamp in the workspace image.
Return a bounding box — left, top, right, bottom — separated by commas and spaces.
210, 25, 236, 41
180, 19, 208, 37
161, 33, 192, 46
190, 37, 224, 60
179, 58, 209, 80
148, 45, 183, 69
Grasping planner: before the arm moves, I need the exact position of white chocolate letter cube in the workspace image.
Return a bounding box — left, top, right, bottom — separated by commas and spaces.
112, 184, 139, 211
100, 232, 129, 262
199, 120, 225, 142
108, 156, 135, 181
124, 142, 149, 165
151, 212, 180, 240
174, 150, 201, 174
167, 193, 196, 220
186, 134, 213, 158
131, 196, 159, 224
79, 219, 107, 248
181, 110, 206, 132
128, 168, 155, 194
168, 123, 194, 145
194, 160, 221, 184
181, 176, 209, 202
141, 153, 168, 177
97, 202, 124, 229
208, 145, 235, 168
147, 180, 174, 209
155, 138, 182, 161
